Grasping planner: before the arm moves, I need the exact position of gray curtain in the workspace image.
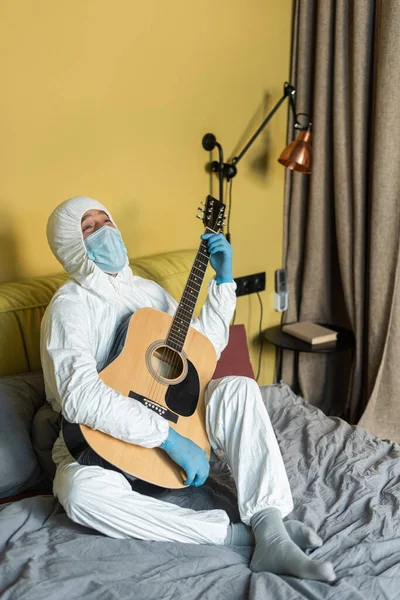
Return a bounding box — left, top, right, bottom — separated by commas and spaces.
280, 0, 400, 441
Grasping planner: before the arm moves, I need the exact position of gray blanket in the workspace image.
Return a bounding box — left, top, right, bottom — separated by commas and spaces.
1, 383, 400, 599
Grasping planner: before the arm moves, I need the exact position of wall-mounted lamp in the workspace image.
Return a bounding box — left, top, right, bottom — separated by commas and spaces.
202, 82, 312, 208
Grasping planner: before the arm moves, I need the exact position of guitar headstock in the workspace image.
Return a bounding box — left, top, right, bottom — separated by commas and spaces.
197, 195, 226, 233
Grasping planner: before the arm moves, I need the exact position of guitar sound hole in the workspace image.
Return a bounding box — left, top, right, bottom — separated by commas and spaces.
151, 346, 184, 381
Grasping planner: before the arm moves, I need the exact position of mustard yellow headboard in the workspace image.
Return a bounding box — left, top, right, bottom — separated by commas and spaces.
0, 249, 212, 377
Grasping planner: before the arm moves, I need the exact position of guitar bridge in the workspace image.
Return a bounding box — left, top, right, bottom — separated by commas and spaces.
129, 391, 179, 424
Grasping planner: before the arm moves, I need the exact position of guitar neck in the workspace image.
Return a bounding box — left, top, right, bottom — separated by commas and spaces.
165, 229, 213, 352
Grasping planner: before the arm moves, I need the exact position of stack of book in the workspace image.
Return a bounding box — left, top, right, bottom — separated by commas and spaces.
282, 322, 338, 345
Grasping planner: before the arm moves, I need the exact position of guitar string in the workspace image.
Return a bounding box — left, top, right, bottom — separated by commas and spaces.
160, 218, 213, 408
149, 335, 167, 409
155, 259, 197, 405
152, 232, 204, 405
166, 235, 210, 398
148, 211, 219, 415
148, 265, 201, 405
165, 242, 206, 389
148, 236, 206, 408
159, 218, 216, 411
145, 313, 159, 405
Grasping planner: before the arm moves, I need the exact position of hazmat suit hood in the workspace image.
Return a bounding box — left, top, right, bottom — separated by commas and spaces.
47, 196, 130, 294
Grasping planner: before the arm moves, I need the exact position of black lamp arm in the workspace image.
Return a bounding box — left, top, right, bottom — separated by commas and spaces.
232, 82, 296, 167
202, 82, 310, 205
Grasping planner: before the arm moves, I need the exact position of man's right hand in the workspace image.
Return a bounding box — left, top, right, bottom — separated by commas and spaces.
160, 428, 210, 486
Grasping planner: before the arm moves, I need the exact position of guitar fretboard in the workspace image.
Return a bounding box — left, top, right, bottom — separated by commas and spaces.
165, 233, 212, 352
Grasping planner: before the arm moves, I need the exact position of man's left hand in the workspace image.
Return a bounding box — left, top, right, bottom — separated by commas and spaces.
201, 233, 233, 284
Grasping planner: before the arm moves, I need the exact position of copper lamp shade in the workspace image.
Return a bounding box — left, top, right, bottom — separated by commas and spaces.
278, 128, 312, 174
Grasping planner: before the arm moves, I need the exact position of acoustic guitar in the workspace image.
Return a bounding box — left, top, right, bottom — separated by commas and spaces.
63, 195, 226, 488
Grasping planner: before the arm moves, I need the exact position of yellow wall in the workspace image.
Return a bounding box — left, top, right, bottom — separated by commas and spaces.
0, 0, 292, 384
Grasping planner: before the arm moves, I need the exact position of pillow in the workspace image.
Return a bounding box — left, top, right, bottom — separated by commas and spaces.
0, 372, 47, 498
212, 324, 255, 380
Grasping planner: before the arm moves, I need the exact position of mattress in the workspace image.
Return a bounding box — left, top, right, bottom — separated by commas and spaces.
1, 383, 399, 600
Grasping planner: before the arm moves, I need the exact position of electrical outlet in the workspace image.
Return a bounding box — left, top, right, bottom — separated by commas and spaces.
234, 272, 266, 297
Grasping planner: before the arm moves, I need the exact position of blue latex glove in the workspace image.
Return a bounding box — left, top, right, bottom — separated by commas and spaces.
160, 428, 210, 487
201, 232, 233, 284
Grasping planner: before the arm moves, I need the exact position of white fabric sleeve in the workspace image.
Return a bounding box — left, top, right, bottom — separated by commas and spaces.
157, 277, 237, 360
192, 278, 236, 359
41, 308, 169, 449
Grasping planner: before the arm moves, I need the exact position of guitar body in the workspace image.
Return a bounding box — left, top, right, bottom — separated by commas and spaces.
66, 307, 216, 489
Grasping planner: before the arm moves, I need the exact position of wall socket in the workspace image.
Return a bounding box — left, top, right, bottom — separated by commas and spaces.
234, 272, 266, 297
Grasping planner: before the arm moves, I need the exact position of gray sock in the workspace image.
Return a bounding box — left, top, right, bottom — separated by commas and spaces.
250, 508, 336, 582
224, 522, 254, 546
224, 519, 322, 550
284, 519, 323, 550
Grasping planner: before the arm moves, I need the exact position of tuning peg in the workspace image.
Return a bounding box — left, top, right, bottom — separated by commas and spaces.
197, 207, 205, 213
201, 201, 206, 206
196, 215, 203, 220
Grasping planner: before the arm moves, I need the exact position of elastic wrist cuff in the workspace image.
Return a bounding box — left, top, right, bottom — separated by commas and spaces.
160, 428, 170, 450
160, 426, 179, 450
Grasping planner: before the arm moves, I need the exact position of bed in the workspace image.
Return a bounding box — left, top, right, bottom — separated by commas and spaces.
1, 250, 399, 599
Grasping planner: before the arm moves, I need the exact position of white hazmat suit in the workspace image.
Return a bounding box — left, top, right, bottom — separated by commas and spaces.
41, 196, 294, 545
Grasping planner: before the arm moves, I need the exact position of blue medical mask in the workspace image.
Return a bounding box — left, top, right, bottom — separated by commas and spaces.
84, 225, 128, 274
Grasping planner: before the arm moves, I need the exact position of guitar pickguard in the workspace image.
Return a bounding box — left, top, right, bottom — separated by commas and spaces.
165, 359, 200, 417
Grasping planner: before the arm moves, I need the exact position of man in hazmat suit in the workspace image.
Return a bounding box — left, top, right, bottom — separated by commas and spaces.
40, 196, 335, 581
